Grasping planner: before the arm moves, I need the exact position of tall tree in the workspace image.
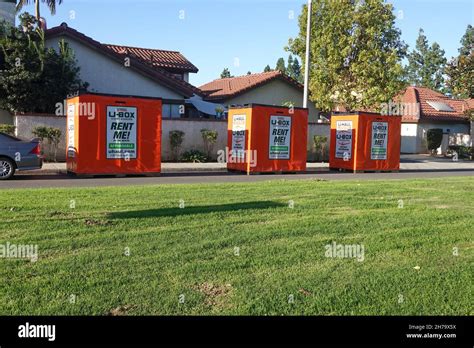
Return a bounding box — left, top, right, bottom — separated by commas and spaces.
459, 24, 474, 56
220, 68, 232, 78
0, 13, 87, 113
288, 0, 407, 112
286, 54, 294, 77
275, 57, 286, 73
407, 29, 447, 92
16, 0, 63, 21
445, 25, 474, 98
263, 64, 272, 72
292, 57, 302, 83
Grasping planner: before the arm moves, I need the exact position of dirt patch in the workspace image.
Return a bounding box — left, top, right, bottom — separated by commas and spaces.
433, 205, 450, 209
107, 305, 135, 316
195, 282, 233, 308
298, 288, 312, 297
84, 219, 112, 226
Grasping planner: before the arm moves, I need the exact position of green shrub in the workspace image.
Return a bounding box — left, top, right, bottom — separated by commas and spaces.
426, 129, 443, 154
200, 129, 218, 159
447, 145, 473, 159
181, 150, 208, 163
0, 124, 16, 136
169, 130, 185, 161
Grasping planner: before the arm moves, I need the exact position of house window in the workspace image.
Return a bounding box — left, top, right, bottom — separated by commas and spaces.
162, 103, 183, 118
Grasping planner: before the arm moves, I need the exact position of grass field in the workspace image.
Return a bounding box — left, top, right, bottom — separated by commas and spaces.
0, 177, 473, 315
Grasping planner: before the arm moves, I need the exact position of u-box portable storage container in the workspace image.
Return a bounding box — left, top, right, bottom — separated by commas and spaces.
66, 93, 162, 176
329, 112, 401, 172
227, 104, 308, 174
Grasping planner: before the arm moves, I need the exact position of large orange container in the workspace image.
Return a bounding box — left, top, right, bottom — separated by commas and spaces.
329, 112, 401, 172
227, 104, 308, 174
66, 93, 162, 175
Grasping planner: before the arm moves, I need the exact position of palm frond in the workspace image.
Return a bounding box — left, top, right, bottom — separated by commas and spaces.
16, 0, 34, 13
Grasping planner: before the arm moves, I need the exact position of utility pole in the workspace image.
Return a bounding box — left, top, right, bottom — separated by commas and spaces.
303, 0, 312, 108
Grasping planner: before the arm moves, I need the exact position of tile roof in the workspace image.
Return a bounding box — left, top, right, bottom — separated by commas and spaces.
104, 44, 198, 73
45, 23, 200, 98
397, 86, 470, 123
199, 71, 303, 101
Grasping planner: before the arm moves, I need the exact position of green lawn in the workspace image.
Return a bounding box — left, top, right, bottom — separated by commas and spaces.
0, 177, 473, 315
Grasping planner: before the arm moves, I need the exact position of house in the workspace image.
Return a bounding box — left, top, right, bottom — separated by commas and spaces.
0, 0, 15, 27
397, 86, 471, 154
199, 71, 321, 122
45, 23, 202, 118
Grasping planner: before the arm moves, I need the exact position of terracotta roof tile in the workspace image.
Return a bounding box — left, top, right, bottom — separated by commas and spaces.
105, 44, 198, 73
397, 86, 470, 123
199, 71, 303, 101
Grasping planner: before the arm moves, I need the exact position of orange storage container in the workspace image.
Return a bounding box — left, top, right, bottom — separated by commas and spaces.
66, 93, 162, 175
329, 112, 401, 172
227, 104, 308, 174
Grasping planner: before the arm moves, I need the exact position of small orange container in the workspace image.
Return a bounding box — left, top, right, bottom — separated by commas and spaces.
66, 93, 162, 175
227, 104, 308, 174
329, 112, 401, 172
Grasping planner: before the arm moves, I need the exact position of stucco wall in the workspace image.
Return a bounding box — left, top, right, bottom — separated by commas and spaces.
401, 121, 470, 154
221, 79, 320, 122
162, 119, 228, 161
45, 36, 184, 100
14, 114, 67, 161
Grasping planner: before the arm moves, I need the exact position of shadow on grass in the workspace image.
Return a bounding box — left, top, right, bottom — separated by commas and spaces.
108, 201, 285, 219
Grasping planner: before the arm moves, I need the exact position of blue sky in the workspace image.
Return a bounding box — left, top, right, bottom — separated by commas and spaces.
17, 0, 474, 86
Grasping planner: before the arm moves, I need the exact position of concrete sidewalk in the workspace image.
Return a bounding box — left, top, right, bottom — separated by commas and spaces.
32, 162, 330, 174
23, 154, 474, 175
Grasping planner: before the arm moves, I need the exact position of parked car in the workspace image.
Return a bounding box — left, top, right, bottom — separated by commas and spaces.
0, 132, 42, 180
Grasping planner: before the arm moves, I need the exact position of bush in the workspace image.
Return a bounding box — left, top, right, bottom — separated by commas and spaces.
169, 130, 185, 161
200, 129, 218, 159
181, 150, 207, 163
426, 128, 443, 155
313, 135, 329, 161
447, 145, 473, 159
0, 124, 16, 136
32, 126, 62, 162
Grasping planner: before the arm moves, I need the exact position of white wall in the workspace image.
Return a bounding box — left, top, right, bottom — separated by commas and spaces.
162, 119, 228, 161
46, 35, 185, 100
222, 79, 320, 122
401, 121, 470, 154
401, 123, 420, 153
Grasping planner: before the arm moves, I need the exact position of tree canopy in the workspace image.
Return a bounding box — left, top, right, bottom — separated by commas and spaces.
0, 13, 87, 113
288, 0, 407, 112
407, 29, 447, 92
445, 25, 473, 98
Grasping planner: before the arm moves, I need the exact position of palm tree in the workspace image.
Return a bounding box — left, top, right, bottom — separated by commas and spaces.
16, 0, 63, 21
